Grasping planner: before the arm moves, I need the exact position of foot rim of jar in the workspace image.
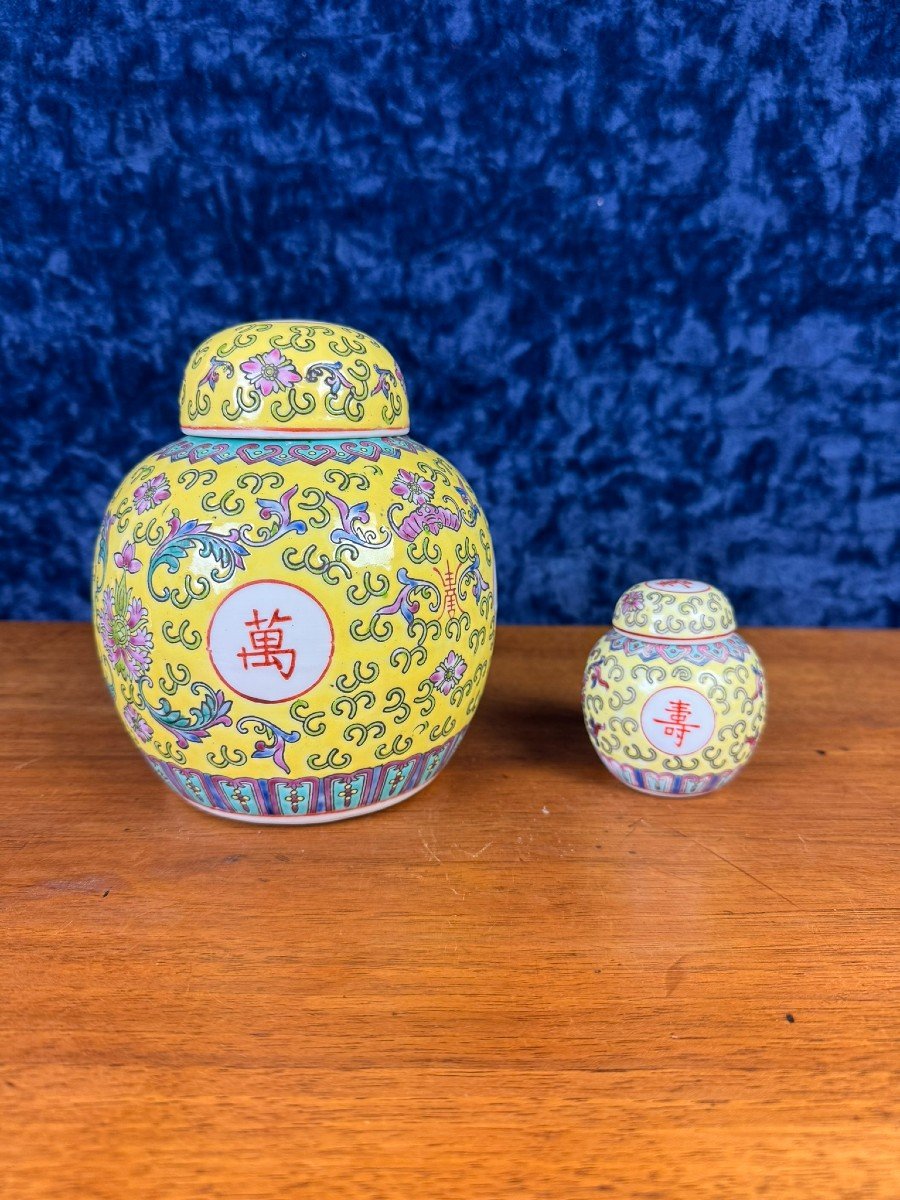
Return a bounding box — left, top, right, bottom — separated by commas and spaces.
172, 777, 431, 824
616, 780, 730, 797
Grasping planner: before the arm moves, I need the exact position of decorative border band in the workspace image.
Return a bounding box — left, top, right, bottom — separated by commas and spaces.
157, 435, 422, 468
147, 730, 467, 819
600, 754, 738, 795
604, 631, 750, 665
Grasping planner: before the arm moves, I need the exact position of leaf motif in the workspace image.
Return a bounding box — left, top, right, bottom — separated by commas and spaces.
141, 680, 233, 748
153, 540, 191, 576
148, 518, 247, 602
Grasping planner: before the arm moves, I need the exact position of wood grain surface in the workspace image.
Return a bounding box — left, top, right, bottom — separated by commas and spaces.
1, 624, 898, 1199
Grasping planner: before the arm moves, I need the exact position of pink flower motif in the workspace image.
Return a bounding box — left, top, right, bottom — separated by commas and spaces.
391, 469, 434, 505
429, 651, 468, 696
99, 582, 153, 680
621, 590, 644, 613
113, 542, 141, 574
240, 347, 302, 396
134, 474, 171, 514
123, 703, 153, 743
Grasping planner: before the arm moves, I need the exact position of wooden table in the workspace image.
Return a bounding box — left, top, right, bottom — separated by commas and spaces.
2, 624, 898, 1198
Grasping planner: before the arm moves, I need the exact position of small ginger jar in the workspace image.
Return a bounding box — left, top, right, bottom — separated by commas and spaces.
583, 580, 766, 795
92, 321, 496, 822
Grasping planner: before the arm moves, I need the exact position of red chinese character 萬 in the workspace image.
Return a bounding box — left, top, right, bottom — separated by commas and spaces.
237, 608, 296, 679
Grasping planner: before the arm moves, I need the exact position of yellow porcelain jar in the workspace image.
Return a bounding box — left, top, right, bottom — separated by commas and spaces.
583, 580, 766, 795
92, 322, 496, 822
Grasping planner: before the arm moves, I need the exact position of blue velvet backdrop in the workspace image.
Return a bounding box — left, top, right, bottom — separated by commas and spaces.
1, 0, 897, 624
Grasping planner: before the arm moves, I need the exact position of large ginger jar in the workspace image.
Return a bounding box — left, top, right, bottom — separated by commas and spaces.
582, 580, 766, 796
92, 322, 496, 822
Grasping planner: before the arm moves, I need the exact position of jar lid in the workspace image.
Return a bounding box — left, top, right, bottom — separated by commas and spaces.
611, 579, 736, 640
179, 321, 409, 438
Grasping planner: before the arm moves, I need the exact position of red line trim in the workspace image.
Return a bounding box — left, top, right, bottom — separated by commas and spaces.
183, 424, 409, 437
611, 623, 736, 643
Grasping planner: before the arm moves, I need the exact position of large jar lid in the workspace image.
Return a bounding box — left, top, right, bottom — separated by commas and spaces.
611, 579, 736, 640
179, 321, 409, 438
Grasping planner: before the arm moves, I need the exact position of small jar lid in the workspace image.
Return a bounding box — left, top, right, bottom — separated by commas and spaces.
179, 321, 409, 438
611, 579, 736, 640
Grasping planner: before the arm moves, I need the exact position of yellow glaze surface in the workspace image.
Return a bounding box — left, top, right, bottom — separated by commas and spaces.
180, 321, 409, 438
611, 579, 736, 640
584, 581, 765, 796
92, 323, 494, 822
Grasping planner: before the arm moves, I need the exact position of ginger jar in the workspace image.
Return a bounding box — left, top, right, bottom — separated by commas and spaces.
582, 580, 766, 795
92, 321, 496, 822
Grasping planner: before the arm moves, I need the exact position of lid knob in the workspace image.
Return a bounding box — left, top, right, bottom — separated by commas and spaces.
179, 321, 409, 438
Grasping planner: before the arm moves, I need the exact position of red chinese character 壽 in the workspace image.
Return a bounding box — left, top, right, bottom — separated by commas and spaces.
652, 698, 699, 749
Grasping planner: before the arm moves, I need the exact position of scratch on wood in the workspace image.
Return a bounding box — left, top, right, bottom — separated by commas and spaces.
417, 829, 441, 864
666, 954, 687, 998
12, 757, 40, 773
692, 838, 799, 909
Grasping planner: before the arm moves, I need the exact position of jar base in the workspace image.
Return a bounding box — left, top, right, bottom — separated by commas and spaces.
171, 777, 432, 824
146, 734, 467, 823
598, 754, 738, 796
618, 782, 726, 798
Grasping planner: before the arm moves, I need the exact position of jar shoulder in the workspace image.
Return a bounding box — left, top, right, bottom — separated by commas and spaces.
102, 436, 487, 520
585, 629, 763, 675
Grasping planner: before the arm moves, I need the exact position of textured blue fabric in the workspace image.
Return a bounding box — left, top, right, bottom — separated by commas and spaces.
0, 0, 897, 625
